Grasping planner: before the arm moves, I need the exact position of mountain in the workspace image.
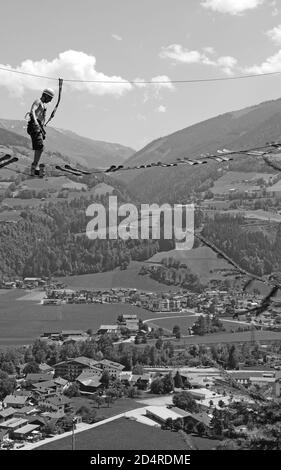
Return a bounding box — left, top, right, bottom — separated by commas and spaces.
0, 119, 135, 168
120, 97, 281, 202
0, 127, 30, 147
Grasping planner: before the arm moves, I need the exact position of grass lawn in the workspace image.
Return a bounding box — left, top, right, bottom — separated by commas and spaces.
148, 246, 235, 283
145, 316, 196, 334
69, 397, 145, 421
189, 435, 221, 450
0, 289, 169, 346
60, 261, 180, 293
38, 417, 189, 450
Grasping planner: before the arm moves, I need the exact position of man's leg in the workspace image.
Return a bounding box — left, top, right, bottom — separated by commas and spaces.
33, 149, 43, 167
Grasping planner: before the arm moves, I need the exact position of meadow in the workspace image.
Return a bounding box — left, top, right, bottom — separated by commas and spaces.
61, 261, 180, 292
38, 417, 188, 450
0, 288, 179, 346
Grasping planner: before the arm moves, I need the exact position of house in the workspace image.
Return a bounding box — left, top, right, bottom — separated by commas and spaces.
145, 406, 191, 425
131, 374, 151, 390
119, 371, 133, 386
13, 424, 40, 440
0, 418, 28, 436
32, 377, 69, 396
76, 372, 102, 393
14, 406, 39, 418
98, 325, 120, 335
95, 359, 125, 378
0, 407, 16, 423
0, 429, 9, 445
3, 395, 29, 409
61, 330, 88, 340
54, 357, 101, 380
124, 319, 139, 333
38, 363, 54, 374
40, 396, 71, 413
25, 373, 54, 384
145, 406, 211, 429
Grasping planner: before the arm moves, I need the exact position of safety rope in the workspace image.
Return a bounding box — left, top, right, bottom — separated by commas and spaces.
45, 78, 63, 126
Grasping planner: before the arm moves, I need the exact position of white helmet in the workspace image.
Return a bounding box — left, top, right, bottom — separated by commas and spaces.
43, 88, 55, 98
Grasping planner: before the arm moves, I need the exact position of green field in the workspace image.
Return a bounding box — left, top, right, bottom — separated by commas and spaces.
61, 261, 180, 293
145, 315, 197, 334
173, 329, 281, 346
0, 288, 178, 346
148, 246, 235, 283
38, 417, 188, 450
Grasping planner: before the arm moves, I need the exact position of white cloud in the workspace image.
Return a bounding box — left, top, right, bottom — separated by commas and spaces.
243, 49, 281, 74
216, 56, 238, 75
0, 50, 132, 97
201, 0, 264, 15
151, 75, 175, 92
156, 105, 166, 113
134, 75, 175, 103
159, 44, 237, 75
267, 24, 281, 44
159, 44, 206, 64
112, 33, 122, 41
203, 46, 216, 55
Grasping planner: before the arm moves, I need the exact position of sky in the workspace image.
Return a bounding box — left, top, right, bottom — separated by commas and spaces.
1, 0, 281, 149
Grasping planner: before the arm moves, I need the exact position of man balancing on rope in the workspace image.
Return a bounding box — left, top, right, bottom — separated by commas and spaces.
26, 88, 55, 176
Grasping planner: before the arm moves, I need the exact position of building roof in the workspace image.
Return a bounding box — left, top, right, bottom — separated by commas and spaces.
99, 359, 124, 370
146, 406, 190, 421
14, 406, 37, 415
0, 429, 8, 440
61, 330, 86, 336
45, 396, 70, 407
76, 370, 102, 382
39, 363, 54, 372
77, 376, 102, 388
3, 395, 29, 406
98, 325, 119, 330
14, 424, 40, 435
54, 356, 99, 369
26, 373, 53, 383
0, 418, 28, 429
0, 407, 16, 419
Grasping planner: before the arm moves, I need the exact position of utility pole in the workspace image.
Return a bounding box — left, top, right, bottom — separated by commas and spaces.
72, 417, 77, 451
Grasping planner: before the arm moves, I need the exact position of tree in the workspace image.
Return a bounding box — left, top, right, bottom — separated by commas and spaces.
150, 378, 165, 395
173, 392, 199, 413
162, 373, 174, 393
0, 370, 16, 399
174, 371, 183, 389
228, 345, 239, 370
58, 415, 74, 431
42, 421, 57, 436
211, 415, 224, 438
64, 383, 80, 398
164, 417, 174, 430
195, 422, 206, 436
100, 370, 110, 389
23, 361, 40, 375
132, 364, 144, 375
77, 405, 97, 424
126, 386, 141, 398
155, 338, 163, 350
172, 325, 181, 339
173, 418, 184, 431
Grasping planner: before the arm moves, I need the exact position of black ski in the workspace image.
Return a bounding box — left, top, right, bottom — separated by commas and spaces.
64, 164, 91, 175
0, 156, 19, 169
55, 165, 83, 176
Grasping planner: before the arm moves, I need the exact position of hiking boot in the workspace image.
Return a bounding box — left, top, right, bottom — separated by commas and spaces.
30, 163, 37, 177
